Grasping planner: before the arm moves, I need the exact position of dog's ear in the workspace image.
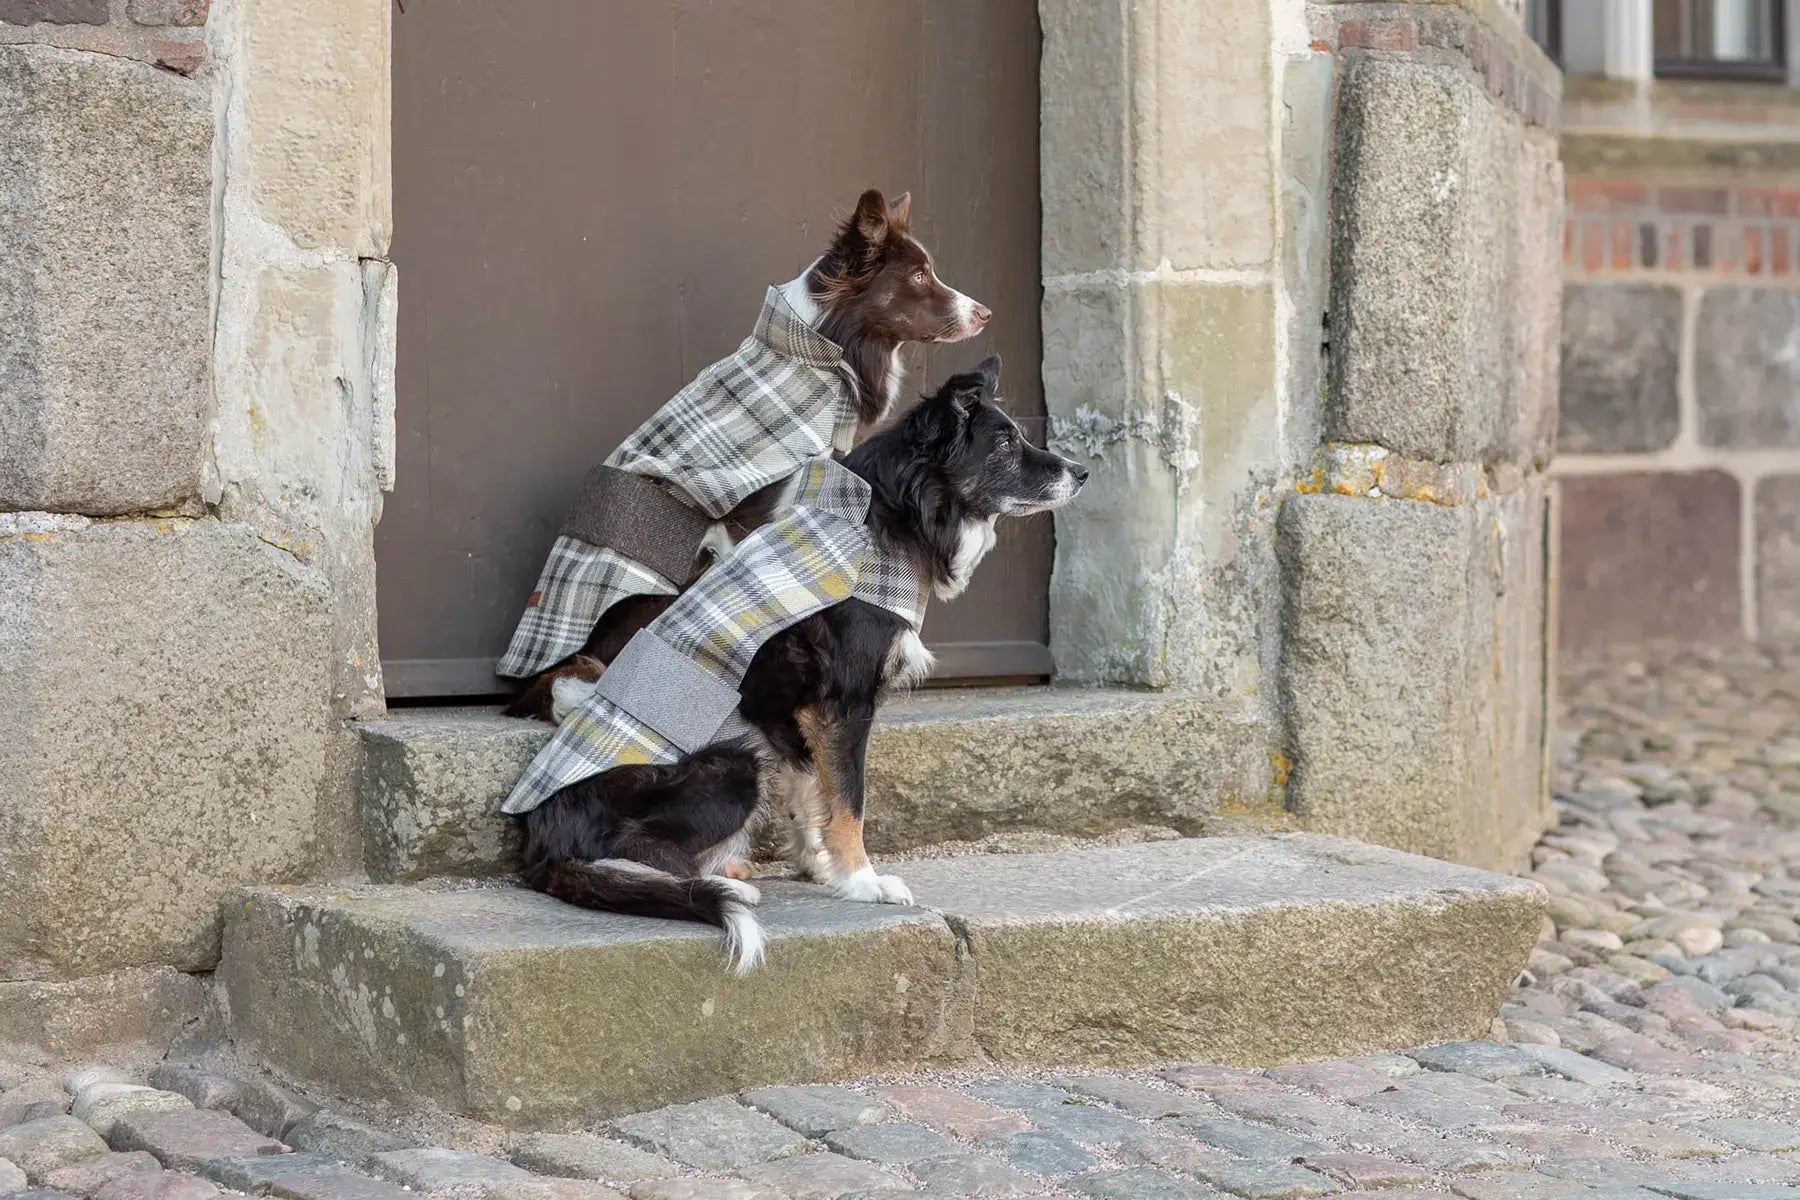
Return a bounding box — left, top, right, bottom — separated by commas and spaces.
887, 192, 913, 231
853, 188, 891, 246
946, 367, 989, 414
974, 353, 1002, 394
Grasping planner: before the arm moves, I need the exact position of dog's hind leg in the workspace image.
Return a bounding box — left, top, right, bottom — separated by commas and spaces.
794, 705, 912, 906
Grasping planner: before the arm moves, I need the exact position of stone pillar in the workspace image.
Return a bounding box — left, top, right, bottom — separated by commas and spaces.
1038, 0, 1324, 711
1278, 3, 1562, 872
0, 0, 393, 1047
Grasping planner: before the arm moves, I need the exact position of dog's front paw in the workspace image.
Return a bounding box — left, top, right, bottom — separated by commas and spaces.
873, 873, 914, 906
833, 866, 914, 906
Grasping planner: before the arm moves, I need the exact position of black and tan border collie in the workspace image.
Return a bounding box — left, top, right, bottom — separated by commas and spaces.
506, 188, 989, 722
517, 356, 1088, 971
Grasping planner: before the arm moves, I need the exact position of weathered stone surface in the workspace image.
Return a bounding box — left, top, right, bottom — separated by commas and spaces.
1557, 471, 1743, 649
821, 1122, 957, 1166
226, 1078, 316, 1140
735, 1152, 908, 1200
1696, 287, 1800, 448
0, 1158, 27, 1193
0, 44, 212, 513
625, 1182, 780, 1200
223, 838, 1537, 1121
867, 687, 1276, 852
355, 711, 537, 882
107, 1110, 283, 1171
40, 1154, 160, 1200
608, 1100, 808, 1172
93, 1172, 218, 1200
1039, 0, 1272, 274
1071, 1166, 1213, 1199
364, 1149, 527, 1194
979, 1131, 1096, 1178
738, 1087, 887, 1138
0, 1080, 68, 1130
240, 0, 388, 254
143, 1071, 239, 1116
1330, 55, 1559, 464
0, 520, 333, 977
893, 835, 1543, 1067
199, 1155, 337, 1193
1278, 491, 1553, 870
262, 1169, 414, 1200
279, 1112, 407, 1159
354, 689, 1281, 882
0, 1118, 107, 1181
69, 1090, 189, 1140
1559, 284, 1682, 454
1041, 278, 1287, 698
1187, 1157, 1336, 1198
907, 1153, 1041, 1198
1407, 1041, 1545, 1081
221, 883, 963, 1125
511, 1134, 677, 1184
0, 972, 205, 1066
493, 1180, 628, 1200
1756, 474, 1800, 644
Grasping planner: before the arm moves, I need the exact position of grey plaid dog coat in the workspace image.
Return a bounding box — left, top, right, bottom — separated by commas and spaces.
501, 457, 930, 815
497, 285, 863, 679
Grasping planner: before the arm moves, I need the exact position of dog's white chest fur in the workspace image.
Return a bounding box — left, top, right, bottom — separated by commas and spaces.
936, 516, 998, 601
883, 628, 936, 690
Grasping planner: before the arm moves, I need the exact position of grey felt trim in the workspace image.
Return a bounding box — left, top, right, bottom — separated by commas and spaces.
560, 465, 713, 586
590, 630, 742, 754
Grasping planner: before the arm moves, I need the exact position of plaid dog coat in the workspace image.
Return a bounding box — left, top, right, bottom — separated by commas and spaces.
501, 457, 930, 815
497, 285, 863, 679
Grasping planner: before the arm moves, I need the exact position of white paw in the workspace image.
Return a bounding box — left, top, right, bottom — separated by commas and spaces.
715, 877, 762, 905
833, 866, 914, 906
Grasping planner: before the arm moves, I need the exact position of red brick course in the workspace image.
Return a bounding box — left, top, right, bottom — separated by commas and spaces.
128, 0, 208, 27
1566, 177, 1800, 278
0, 0, 107, 24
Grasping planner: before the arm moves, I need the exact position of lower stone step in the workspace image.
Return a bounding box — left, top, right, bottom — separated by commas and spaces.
355, 688, 1283, 883
219, 834, 1542, 1127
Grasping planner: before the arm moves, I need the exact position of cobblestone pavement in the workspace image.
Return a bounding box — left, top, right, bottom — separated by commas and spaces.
8, 648, 1800, 1200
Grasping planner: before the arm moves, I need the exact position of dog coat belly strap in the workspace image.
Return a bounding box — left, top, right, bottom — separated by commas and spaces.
559, 465, 713, 588
590, 630, 742, 755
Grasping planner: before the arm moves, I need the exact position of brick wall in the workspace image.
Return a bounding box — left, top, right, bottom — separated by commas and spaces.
1558, 132, 1800, 650
0, 0, 206, 75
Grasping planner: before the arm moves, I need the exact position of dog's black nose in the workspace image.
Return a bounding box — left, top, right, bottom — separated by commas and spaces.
1071, 465, 1090, 486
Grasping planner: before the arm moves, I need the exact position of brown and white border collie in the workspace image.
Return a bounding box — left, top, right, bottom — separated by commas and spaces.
505, 188, 989, 722
517, 357, 1089, 972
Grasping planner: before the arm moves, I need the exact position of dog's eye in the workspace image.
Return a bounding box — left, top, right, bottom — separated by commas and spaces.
996, 436, 1012, 451
912, 270, 928, 286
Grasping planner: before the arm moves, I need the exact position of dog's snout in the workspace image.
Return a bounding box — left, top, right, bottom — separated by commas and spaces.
971, 302, 992, 325
1070, 463, 1090, 487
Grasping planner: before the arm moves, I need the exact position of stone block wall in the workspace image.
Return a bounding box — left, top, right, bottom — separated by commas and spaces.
0, 0, 393, 1041
1557, 82, 1800, 649
1041, 0, 1561, 873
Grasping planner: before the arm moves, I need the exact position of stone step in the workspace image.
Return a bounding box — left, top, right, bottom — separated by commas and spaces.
219, 834, 1542, 1127
355, 687, 1283, 883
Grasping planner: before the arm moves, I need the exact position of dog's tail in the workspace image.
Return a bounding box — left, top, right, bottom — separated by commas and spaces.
533, 859, 766, 974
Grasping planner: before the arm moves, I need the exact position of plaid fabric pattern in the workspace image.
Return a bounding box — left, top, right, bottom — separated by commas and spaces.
503, 458, 883, 815
497, 286, 860, 678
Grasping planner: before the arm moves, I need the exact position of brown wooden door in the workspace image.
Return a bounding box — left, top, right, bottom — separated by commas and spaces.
379, 0, 1047, 698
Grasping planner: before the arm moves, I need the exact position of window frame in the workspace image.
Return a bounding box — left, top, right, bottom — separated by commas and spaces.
1653, 0, 1788, 82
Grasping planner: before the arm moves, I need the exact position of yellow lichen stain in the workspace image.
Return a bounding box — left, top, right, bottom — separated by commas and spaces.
1332, 482, 1360, 496
1414, 485, 1439, 504
1371, 460, 1388, 488
1270, 752, 1293, 789
1296, 468, 1327, 495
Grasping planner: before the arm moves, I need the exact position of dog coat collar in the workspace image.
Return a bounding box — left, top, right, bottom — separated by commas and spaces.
497, 286, 863, 680
502, 457, 932, 816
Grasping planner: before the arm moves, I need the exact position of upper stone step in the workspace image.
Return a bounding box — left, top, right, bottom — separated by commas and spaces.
219, 834, 1542, 1127
355, 688, 1285, 882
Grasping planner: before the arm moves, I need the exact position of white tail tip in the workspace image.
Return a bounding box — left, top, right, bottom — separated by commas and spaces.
720, 901, 767, 975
